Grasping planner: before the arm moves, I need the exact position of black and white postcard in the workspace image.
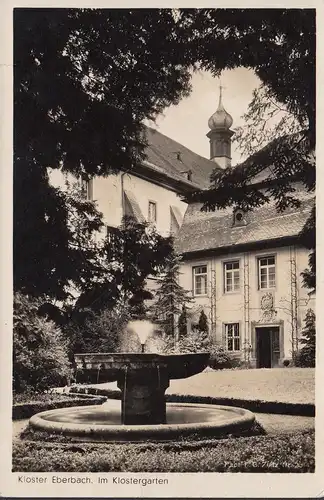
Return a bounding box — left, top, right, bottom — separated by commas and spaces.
1, 1, 323, 498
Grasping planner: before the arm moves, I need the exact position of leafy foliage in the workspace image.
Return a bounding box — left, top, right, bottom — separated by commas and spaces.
181, 9, 315, 147
14, 170, 105, 302
187, 133, 314, 213
294, 309, 316, 368
178, 305, 188, 337
151, 251, 192, 337
197, 309, 209, 334
233, 83, 302, 159
13, 395, 104, 420
179, 9, 315, 289
12, 430, 315, 472
14, 8, 316, 304
157, 327, 238, 370
61, 216, 173, 355
208, 344, 240, 370
299, 206, 316, 292
14, 8, 192, 300
15, 9, 192, 179
75, 216, 173, 314
13, 293, 70, 393
177, 329, 210, 354
13, 392, 78, 405
65, 306, 132, 359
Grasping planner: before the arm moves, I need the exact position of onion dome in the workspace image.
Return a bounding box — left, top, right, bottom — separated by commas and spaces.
208, 88, 233, 130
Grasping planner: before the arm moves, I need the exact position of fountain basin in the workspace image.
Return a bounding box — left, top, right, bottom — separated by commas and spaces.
74, 352, 210, 384
29, 400, 255, 442
74, 352, 210, 425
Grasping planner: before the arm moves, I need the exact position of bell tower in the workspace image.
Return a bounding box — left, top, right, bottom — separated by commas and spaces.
207, 85, 234, 169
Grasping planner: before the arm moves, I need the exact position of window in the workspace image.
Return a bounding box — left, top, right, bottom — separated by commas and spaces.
225, 323, 240, 351
193, 265, 207, 296
224, 260, 240, 293
106, 225, 119, 244
148, 201, 157, 223
81, 178, 93, 201
233, 209, 246, 226
258, 256, 276, 289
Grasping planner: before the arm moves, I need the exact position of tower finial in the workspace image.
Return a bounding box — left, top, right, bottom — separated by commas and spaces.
207, 80, 233, 168
218, 80, 225, 106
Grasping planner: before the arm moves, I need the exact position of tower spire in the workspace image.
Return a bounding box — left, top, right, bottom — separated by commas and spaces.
219, 82, 224, 106
206, 83, 234, 168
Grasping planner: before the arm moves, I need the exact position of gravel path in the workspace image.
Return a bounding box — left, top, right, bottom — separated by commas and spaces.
254, 413, 314, 435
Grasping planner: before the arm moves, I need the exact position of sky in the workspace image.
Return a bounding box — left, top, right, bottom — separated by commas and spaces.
147, 67, 261, 166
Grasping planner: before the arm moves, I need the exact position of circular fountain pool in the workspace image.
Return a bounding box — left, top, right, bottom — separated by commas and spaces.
28, 321, 256, 442
29, 399, 255, 442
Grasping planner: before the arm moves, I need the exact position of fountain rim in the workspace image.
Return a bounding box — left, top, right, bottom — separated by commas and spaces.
74, 351, 210, 357
29, 402, 255, 440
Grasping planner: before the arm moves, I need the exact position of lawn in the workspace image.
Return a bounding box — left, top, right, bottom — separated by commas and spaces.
93, 368, 315, 405
168, 368, 315, 404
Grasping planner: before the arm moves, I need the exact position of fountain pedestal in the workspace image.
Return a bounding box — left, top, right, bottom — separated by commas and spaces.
117, 367, 169, 425
29, 349, 257, 441
74, 352, 210, 426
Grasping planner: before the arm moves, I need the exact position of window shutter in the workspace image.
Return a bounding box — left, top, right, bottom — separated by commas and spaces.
123, 190, 145, 222
170, 206, 181, 235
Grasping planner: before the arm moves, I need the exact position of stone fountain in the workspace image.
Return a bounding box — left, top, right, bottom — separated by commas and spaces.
74, 352, 209, 425
29, 321, 255, 441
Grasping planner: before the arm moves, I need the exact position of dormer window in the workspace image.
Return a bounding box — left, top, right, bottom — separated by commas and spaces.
180, 169, 192, 181
233, 209, 247, 227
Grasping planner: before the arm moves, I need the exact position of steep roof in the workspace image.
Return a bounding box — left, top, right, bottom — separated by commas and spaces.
143, 127, 219, 190
175, 187, 314, 256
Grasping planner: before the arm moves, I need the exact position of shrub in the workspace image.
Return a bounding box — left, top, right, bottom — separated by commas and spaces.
12, 430, 315, 472
150, 250, 193, 337
197, 309, 209, 335
283, 359, 290, 367
177, 329, 210, 353
155, 329, 238, 370
294, 309, 316, 368
178, 305, 188, 337
208, 343, 240, 370
13, 293, 70, 393
13, 394, 105, 420
65, 305, 132, 357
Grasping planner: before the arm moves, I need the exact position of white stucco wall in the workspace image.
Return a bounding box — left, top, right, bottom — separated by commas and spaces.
93, 174, 123, 229
48, 168, 188, 238
179, 244, 315, 364
122, 174, 187, 236
94, 172, 187, 236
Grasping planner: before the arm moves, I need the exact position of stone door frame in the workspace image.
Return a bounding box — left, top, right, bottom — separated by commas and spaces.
251, 320, 285, 368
